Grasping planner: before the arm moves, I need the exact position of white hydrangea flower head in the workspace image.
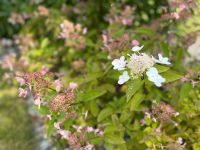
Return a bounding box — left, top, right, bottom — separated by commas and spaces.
131, 45, 144, 52
127, 53, 154, 78
112, 56, 126, 71
111, 45, 170, 87
154, 53, 171, 65
146, 67, 165, 87
118, 71, 130, 84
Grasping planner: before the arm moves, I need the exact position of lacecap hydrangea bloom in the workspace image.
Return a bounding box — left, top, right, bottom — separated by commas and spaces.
112, 45, 171, 87
127, 53, 154, 78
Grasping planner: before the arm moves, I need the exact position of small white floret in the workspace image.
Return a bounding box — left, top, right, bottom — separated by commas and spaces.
112, 56, 126, 71
146, 67, 165, 87
131, 45, 144, 52
118, 71, 130, 85
154, 53, 171, 65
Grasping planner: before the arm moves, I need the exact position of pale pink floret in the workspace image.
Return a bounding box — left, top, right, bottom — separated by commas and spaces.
34, 94, 41, 108
69, 82, 78, 90
86, 127, 94, 133
40, 65, 48, 76
58, 130, 69, 139
16, 76, 25, 86
97, 131, 104, 136
82, 27, 87, 34
179, 3, 187, 11
72, 125, 83, 133
94, 128, 104, 136
171, 12, 180, 20
18, 88, 28, 98
53, 80, 62, 92
131, 40, 139, 46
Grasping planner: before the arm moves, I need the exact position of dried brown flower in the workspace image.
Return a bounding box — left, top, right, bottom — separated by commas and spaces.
72, 59, 85, 70
58, 20, 86, 50
105, 5, 135, 26
37, 5, 49, 16
8, 12, 25, 25
68, 133, 81, 150
14, 35, 35, 51
23, 71, 42, 83
35, 78, 49, 90
49, 94, 66, 112
102, 33, 131, 54
151, 102, 175, 123
181, 70, 200, 87
168, 143, 184, 150
49, 90, 74, 112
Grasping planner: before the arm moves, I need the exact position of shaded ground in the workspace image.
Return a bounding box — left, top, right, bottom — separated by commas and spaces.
0, 88, 36, 150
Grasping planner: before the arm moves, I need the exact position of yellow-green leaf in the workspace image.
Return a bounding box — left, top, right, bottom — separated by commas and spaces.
126, 79, 144, 102
97, 107, 114, 122
161, 70, 182, 83
104, 134, 125, 144
154, 64, 169, 73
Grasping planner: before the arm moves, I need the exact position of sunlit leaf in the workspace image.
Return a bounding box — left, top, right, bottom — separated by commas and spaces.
97, 107, 114, 122
126, 79, 144, 102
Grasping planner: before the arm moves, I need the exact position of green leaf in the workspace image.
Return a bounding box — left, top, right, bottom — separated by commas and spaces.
118, 144, 128, 150
77, 88, 106, 102
28, 49, 43, 58
78, 72, 102, 84
104, 134, 125, 144
33, 106, 49, 115
154, 64, 169, 73
89, 137, 103, 145
104, 125, 119, 134
129, 91, 145, 111
41, 38, 49, 49
161, 70, 182, 83
89, 101, 100, 117
159, 42, 169, 56
126, 79, 144, 102
112, 114, 119, 125
47, 122, 54, 137
180, 83, 192, 100
119, 111, 131, 123
97, 107, 114, 122
134, 27, 155, 36
102, 84, 115, 93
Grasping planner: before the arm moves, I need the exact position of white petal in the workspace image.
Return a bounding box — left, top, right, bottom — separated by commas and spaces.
118, 71, 130, 84
154, 76, 165, 87
112, 56, 126, 71
131, 45, 144, 52
146, 67, 165, 87
155, 54, 171, 65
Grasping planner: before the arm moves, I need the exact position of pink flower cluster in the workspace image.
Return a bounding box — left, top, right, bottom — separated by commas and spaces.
170, 1, 191, 20
54, 123, 95, 150
105, 5, 135, 26
58, 20, 87, 50
72, 125, 104, 137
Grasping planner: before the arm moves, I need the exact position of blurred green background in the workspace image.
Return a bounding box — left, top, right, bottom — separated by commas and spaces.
0, 0, 200, 150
